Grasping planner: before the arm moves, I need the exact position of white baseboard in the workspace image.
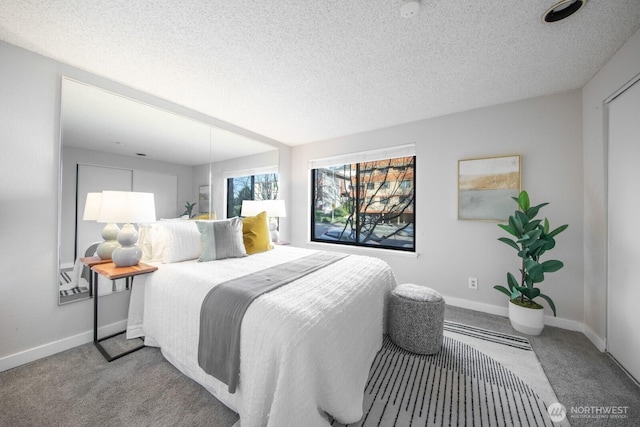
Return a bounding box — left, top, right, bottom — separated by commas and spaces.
443, 295, 509, 318
0, 319, 127, 373
1, 297, 609, 372
443, 295, 603, 346
583, 324, 607, 352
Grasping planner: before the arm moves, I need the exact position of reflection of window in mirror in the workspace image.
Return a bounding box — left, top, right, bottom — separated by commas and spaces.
226, 171, 280, 218
58, 77, 280, 305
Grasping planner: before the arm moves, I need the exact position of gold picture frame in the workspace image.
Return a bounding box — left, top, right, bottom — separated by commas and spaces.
458, 155, 521, 221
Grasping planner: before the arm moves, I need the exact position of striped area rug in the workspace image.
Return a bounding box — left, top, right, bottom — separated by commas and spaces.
332, 321, 566, 427
59, 267, 90, 303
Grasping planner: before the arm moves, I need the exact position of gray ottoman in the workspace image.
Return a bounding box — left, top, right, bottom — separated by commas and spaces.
389, 284, 444, 354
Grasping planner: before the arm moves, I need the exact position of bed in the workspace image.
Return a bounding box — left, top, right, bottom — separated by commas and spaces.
126, 217, 396, 427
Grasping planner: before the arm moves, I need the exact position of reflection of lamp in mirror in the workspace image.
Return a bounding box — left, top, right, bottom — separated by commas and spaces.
83, 192, 120, 260
98, 191, 156, 267
241, 199, 286, 242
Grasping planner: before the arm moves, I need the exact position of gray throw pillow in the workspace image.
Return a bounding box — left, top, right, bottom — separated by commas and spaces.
196, 217, 247, 261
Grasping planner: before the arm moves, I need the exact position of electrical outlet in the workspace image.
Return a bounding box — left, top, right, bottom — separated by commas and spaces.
468, 277, 478, 290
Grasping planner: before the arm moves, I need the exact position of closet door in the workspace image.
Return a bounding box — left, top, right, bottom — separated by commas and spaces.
133, 170, 178, 220
607, 78, 640, 382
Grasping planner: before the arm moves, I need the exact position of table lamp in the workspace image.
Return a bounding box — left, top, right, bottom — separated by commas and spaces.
98, 191, 156, 267
241, 199, 286, 242
83, 192, 120, 260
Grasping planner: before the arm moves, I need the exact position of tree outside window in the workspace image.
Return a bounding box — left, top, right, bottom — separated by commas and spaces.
312, 156, 415, 251
227, 173, 279, 217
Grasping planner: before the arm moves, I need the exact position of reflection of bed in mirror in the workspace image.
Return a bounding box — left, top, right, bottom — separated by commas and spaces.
58, 77, 279, 305
125, 217, 396, 426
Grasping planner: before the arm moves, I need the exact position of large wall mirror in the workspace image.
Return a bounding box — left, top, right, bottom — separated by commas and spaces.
58, 77, 278, 305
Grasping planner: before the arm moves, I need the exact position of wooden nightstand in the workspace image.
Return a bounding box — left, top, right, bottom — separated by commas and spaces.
91, 262, 158, 362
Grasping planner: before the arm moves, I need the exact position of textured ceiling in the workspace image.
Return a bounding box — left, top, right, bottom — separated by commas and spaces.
1, 1, 639, 146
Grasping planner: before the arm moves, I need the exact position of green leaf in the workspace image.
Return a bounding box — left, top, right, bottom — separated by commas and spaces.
510, 214, 524, 236
542, 237, 556, 251
521, 287, 541, 300
518, 191, 530, 211
515, 211, 529, 230
527, 262, 545, 283
524, 275, 534, 287
498, 237, 520, 251
498, 223, 518, 237
494, 285, 512, 298
507, 272, 519, 289
548, 224, 568, 238
538, 293, 557, 316
526, 203, 549, 220
516, 230, 541, 251
528, 239, 546, 254
518, 229, 542, 246
541, 259, 564, 273
524, 219, 542, 232
524, 258, 537, 269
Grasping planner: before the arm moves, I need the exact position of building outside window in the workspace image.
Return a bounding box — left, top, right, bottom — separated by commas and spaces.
311, 154, 415, 251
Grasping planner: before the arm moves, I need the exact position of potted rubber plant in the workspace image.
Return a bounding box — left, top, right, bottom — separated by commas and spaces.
182, 201, 197, 218
493, 191, 568, 335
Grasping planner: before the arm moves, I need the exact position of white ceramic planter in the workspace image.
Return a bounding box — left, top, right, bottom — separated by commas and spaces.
508, 300, 545, 335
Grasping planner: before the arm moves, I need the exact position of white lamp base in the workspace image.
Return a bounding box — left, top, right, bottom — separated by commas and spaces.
112, 223, 142, 267
97, 223, 120, 259
269, 218, 279, 243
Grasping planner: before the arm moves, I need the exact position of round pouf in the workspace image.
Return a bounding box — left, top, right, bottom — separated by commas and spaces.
389, 284, 444, 354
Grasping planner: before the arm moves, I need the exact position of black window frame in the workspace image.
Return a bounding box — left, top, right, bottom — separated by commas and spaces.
310, 155, 416, 252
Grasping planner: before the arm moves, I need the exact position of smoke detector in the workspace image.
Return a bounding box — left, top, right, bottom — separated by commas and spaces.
400, 0, 419, 18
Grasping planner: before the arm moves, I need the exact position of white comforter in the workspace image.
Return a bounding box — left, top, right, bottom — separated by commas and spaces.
127, 245, 396, 427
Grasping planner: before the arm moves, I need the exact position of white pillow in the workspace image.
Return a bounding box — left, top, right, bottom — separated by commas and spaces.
138, 223, 155, 261
144, 221, 201, 263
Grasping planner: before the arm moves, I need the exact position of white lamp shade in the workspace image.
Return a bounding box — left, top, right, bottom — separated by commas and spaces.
263, 199, 286, 218
97, 191, 156, 224
240, 200, 263, 217
241, 199, 286, 218
82, 192, 103, 221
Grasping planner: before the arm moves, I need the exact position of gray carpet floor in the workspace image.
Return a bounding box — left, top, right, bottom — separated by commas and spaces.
1, 305, 638, 427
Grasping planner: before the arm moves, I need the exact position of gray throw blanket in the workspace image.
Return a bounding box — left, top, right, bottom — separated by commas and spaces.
198, 251, 348, 393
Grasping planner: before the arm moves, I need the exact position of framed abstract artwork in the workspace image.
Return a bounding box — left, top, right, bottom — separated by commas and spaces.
199, 185, 211, 213
458, 155, 521, 221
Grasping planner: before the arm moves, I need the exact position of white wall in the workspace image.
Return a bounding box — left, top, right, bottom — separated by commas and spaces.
291, 91, 584, 327
0, 40, 284, 369
582, 29, 640, 349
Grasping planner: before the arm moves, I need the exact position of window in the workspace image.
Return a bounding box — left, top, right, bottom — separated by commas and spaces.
311, 155, 415, 251
227, 173, 279, 217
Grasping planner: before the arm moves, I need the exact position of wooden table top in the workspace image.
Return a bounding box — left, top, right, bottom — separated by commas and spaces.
91, 262, 158, 280
80, 256, 112, 267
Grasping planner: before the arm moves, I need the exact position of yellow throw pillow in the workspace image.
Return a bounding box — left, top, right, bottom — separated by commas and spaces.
242, 211, 273, 255
191, 212, 216, 220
